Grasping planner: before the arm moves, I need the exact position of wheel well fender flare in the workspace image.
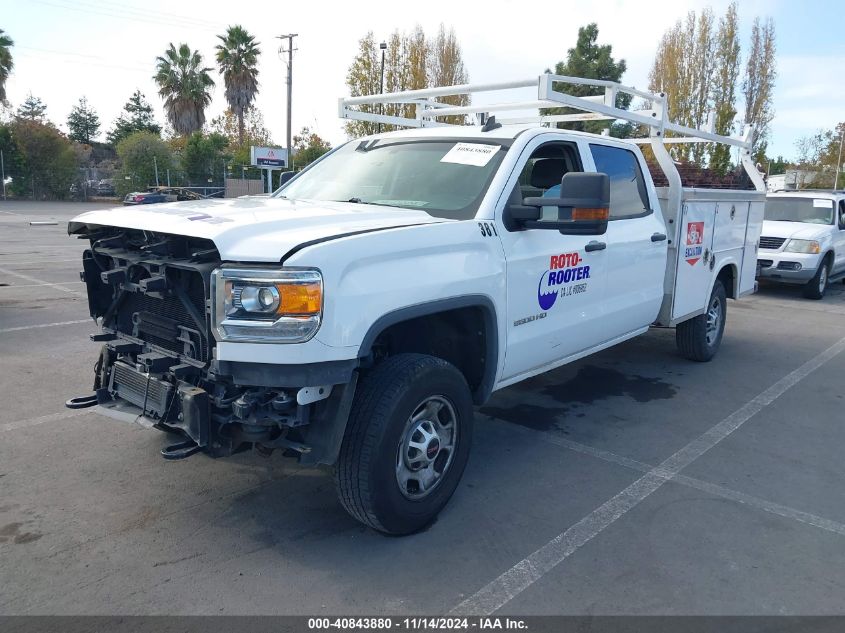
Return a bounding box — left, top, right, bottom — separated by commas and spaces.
357, 295, 499, 405
715, 262, 739, 299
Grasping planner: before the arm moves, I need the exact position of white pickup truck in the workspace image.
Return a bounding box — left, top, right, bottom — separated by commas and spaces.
66, 76, 765, 534
758, 190, 845, 299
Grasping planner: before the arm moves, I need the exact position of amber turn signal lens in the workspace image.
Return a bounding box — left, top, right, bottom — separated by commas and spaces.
572, 207, 609, 221
277, 282, 322, 315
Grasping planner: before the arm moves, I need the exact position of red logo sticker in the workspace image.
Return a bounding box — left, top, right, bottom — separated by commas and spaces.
684, 221, 704, 266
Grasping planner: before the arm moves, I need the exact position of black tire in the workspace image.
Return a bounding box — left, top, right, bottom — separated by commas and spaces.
676, 280, 727, 362
334, 353, 474, 535
803, 258, 829, 300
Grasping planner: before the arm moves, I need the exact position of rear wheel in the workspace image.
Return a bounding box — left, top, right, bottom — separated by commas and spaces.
803, 259, 829, 300
676, 280, 726, 362
334, 354, 473, 535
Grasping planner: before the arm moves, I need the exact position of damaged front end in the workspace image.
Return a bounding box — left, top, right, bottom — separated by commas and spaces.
67, 226, 355, 462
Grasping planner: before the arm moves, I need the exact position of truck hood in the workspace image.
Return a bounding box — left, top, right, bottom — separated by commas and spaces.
760, 220, 831, 242
68, 197, 446, 261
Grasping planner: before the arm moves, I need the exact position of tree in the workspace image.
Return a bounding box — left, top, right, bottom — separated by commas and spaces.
215, 25, 260, 146
209, 106, 272, 149
794, 123, 845, 189
16, 94, 48, 122
709, 2, 740, 174
67, 97, 100, 144
153, 43, 215, 136
292, 126, 331, 167
541, 24, 631, 135
182, 131, 230, 183
115, 131, 173, 197
649, 10, 716, 163
344, 25, 469, 137
0, 29, 12, 104
344, 32, 380, 138
8, 119, 77, 198
427, 24, 469, 125
743, 17, 777, 163
107, 90, 161, 145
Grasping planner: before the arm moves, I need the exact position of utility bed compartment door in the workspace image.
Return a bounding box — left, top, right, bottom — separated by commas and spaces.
672, 202, 715, 321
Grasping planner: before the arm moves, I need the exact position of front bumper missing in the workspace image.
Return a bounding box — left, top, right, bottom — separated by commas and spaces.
70, 338, 359, 464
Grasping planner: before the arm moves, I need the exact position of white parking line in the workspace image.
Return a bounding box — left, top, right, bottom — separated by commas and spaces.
451, 335, 845, 615
0, 319, 90, 334
1, 408, 90, 433
0, 281, 84, 289
506, 422, 845, 538
0, 266, 83, 295
0, 258, 81, 266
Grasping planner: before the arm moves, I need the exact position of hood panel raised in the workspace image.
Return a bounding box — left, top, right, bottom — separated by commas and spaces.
69, 197, 445, 261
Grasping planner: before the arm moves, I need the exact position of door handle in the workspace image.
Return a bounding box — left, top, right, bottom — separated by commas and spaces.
584, 241, 606, 252
651, 233, 667, 242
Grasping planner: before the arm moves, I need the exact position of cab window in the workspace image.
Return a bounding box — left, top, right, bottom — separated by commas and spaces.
589, 144, 651, 220
515, 142, 582, 221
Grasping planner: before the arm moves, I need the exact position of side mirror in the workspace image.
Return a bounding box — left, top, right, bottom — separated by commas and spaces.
512, 172, 610, 235
278, 171, 296, 187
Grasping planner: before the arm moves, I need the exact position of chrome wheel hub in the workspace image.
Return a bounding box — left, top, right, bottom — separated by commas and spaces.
819, 266, 828, 293
705, 296, 722, 346
396, 396, 457, 500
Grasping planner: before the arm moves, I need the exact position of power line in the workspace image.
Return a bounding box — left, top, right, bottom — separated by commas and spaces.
15, 45, 150, 72
30, 0, 226, 34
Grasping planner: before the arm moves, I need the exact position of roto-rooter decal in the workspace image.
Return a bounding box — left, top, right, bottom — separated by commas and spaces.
537, 252, 590, 311
685, 221, 704, 265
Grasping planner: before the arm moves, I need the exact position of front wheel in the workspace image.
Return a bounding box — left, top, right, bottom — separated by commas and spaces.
803, 260, 829, 300
676, 280, 727, 362
334, 354, 474, 535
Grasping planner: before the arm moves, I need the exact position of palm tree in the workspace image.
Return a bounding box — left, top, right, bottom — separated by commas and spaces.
0, 29, 13, 103
153, 43, 215, 136
215, 25, 260, 146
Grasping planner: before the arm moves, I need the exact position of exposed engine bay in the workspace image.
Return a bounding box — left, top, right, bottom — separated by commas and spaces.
69, 225, 353, 461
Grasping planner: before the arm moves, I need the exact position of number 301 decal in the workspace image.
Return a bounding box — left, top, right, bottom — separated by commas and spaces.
478, 222, 498, 237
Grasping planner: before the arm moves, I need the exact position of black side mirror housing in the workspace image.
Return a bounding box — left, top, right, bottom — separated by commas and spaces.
505, 172, 610, 235
278, 171, 296, 187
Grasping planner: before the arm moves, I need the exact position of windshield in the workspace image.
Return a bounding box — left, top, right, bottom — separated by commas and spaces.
276, 138, 509, 220
765, 197, 834, 224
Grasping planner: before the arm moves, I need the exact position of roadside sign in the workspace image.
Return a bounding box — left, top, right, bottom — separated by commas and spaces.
251, 146, 288, 168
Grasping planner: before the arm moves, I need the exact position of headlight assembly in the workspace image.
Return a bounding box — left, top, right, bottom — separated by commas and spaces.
784, 239, 821, 254
211, 267, 323, 343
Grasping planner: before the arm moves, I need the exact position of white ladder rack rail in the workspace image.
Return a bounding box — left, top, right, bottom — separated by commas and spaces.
338, 74, 766, 194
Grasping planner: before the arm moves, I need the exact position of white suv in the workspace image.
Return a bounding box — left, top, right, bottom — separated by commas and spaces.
758, 191, 845, 299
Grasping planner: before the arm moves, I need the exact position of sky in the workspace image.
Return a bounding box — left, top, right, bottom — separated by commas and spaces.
2, 0, 843, 161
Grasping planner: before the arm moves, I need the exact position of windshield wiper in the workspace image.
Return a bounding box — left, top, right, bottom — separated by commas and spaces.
347, 197, 363, 203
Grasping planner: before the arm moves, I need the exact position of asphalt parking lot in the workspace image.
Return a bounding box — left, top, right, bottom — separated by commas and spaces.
2, 199, 845, 616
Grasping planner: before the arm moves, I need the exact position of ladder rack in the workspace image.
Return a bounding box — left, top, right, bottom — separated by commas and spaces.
339, 74, 765, 193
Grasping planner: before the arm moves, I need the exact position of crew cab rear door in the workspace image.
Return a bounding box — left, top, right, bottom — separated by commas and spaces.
494, 136, 608, 384
587, 142, 667, 336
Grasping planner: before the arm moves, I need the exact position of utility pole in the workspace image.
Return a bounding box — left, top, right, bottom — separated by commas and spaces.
153, 155, 159, 188
277, 33, 298, 171
835, 124, 844, 190
1, 150, 6, 201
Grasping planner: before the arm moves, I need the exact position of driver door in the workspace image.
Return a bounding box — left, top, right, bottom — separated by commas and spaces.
495, 136, 608, 384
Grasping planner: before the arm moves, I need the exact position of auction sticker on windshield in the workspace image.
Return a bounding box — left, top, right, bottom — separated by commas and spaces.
814, 199, 833, 208
440, 143, 499, 167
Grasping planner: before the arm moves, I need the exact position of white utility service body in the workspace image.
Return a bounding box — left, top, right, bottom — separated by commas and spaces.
66, 75, 766, 534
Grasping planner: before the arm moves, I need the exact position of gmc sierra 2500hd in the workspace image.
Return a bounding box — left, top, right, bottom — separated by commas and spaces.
66, 76, 765, 534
